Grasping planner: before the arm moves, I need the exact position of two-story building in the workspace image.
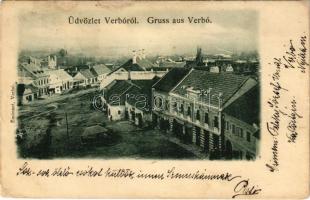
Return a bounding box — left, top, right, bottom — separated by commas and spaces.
102, 78, 159, 123
152, 68, 259, 160
18, 62, 50, 97
125, 77, 160, 127
46, 69, 74, 94
90, 64, 112, 83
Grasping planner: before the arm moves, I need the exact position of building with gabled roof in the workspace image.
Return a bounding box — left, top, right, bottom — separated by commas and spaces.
18, 62, 50, 96
125, 77, 160, 127
102, 80, 137, 121
153, 68, 191, 93
102, 77, 160, 123
90, 64, 111, 82
17, 83, 39, 105
152, 68, 260, 160
46, 69, 73, 94
73, 69, 97, 87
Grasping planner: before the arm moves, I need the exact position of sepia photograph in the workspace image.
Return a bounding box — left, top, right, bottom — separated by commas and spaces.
1, 1, 308, 198
16, 9, 260, 160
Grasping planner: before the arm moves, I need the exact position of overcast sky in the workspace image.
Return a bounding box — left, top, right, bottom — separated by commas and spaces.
19, 7, 258, 57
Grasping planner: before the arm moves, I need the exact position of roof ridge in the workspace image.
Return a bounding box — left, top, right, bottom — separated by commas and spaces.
127, 81, 142, 89
221, 76, 255, 108
170, 68, 194, 93
152, 68, 171, 88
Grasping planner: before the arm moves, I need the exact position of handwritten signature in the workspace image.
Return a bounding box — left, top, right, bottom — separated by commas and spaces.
266, 35, 308, 172
282, 36, 308, 73
279, 98, 303, 143
232, 179, 262, 198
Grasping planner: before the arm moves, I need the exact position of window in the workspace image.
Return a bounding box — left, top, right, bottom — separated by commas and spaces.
240, 128, 244, 138
173, 102, 177, 111
204, 113, 209, 124
187, 106, 191, 116
214, 116, 219, 128
232, 124, 236, 134
180, 104, 184, 113
196, 110, 200, 120
226, 121, 229, 130
247, 132, 251, 142
118, 110, 121, 115
154, 96, 163, 108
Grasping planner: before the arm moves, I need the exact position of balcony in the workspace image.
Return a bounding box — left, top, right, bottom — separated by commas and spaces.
213, 127, 220, 135
204, 123, 209, 129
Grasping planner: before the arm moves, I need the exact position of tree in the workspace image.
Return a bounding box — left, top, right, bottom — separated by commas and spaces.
17, 84, 25, 106
59, 49, 68, 57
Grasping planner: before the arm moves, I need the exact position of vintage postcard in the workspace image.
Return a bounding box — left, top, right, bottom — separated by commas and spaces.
0, 1, 309, 198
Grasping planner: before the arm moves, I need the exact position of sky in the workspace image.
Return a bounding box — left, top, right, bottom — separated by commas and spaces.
19, 6, 258, 57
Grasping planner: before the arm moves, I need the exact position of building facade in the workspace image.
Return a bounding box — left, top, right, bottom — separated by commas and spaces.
46, 69, 73, 94
152, 69, 260, 159
18, 62, 50, 97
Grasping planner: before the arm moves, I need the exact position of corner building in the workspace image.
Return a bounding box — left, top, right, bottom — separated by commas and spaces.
152, 68, 260, 160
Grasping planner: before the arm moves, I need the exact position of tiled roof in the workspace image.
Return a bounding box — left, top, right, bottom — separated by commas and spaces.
18, 76, 34, 85
105, 77, 160, 107
131, 77, 160, 89
46, 69, 73, 81
19, 63, 49, 78
126, 78, 160, 112
24, 84, 39, 95
126, 86, 151, 112
115, 58, 155, 72
91, 64, 111, 76
120, 59, 145, 71
153, 68, 190, 92
79, 69, 96, 79
104, 80, 134, 105
171, 70, 250, 107
223, 85, 260, 125
160, 61, 186, 68
136, 57, 156, 69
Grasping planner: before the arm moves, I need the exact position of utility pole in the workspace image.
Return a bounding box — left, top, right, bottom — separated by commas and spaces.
65, 112, 69, 146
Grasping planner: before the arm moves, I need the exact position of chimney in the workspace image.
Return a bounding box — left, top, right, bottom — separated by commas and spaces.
132, 50, 137, 64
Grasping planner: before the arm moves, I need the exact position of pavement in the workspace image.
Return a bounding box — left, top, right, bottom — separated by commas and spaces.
167, 136, 208, 159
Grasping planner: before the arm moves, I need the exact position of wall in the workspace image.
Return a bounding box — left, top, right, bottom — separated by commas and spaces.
223, 113, 258, 157
107, 104, 125, 121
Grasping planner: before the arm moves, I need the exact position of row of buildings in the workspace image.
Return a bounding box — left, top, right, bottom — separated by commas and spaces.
100, 54, 260, 160
17, 57, 113, 104
17, 49, 260, 160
